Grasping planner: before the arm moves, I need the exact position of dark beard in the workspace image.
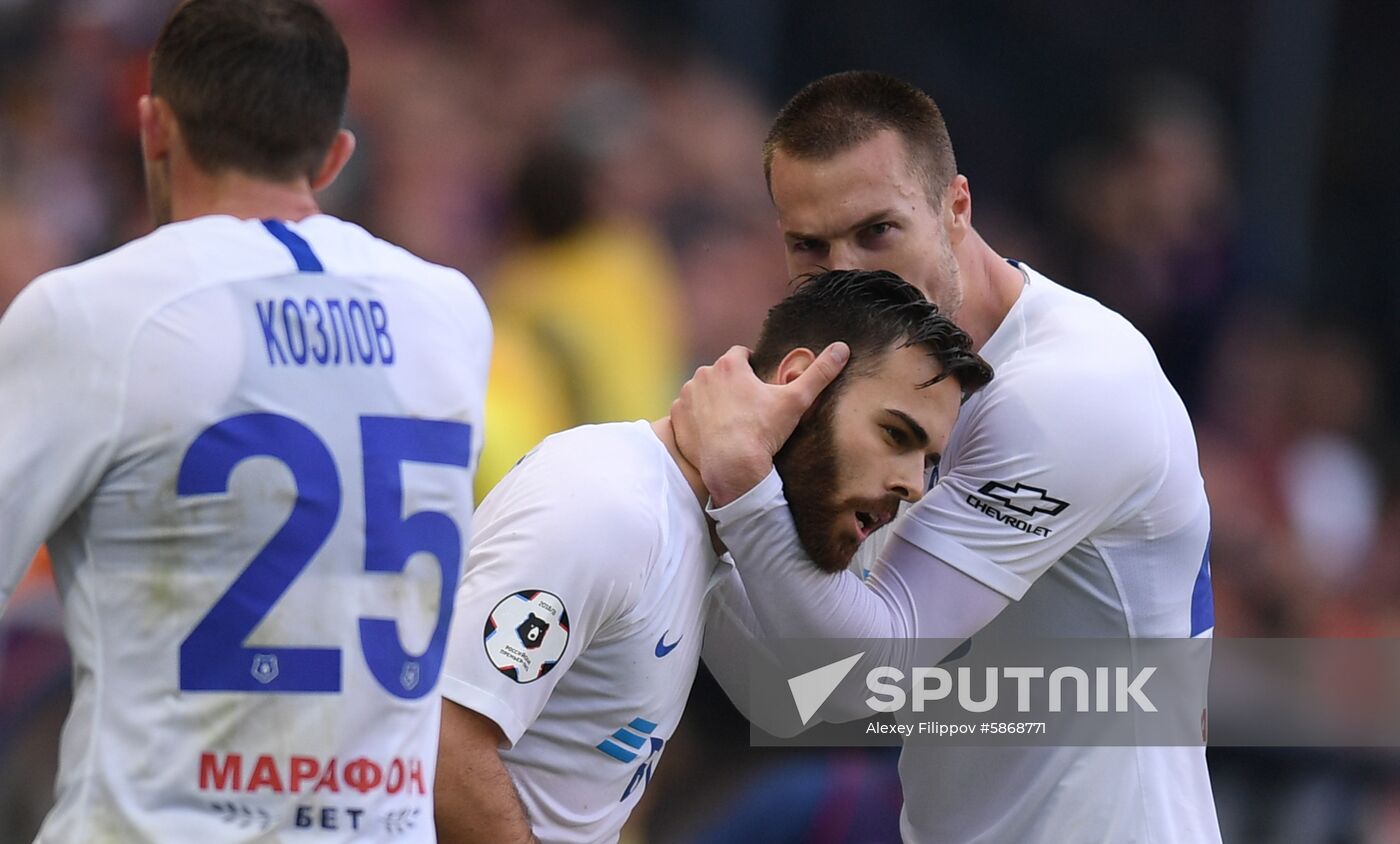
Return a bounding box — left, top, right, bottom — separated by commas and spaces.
773, 399, 856, 574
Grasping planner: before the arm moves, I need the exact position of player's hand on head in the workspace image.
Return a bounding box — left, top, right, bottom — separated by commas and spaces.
672, 341, 848, 507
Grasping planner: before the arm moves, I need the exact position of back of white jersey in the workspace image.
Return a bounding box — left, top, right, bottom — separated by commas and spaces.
0, 215, 490, 841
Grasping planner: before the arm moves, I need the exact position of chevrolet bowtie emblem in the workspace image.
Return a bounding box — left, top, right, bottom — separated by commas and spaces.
976, 481, 1069, 517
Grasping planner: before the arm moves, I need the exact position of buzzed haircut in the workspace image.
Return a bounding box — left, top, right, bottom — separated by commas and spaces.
751, 268, 992, 399
763, 71, 957, 203
150, 0, 349, 182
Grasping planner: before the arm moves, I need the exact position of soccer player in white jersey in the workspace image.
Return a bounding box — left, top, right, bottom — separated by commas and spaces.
672, 72, 1221, 843
0, 1, 490, 840
434, 269, 992, 844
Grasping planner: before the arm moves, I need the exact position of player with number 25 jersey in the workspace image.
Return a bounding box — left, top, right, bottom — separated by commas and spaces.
0, 1, 491, 841
0, 215, 490, 841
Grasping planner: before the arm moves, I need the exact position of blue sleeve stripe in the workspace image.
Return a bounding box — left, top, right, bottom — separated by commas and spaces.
596, 740, 638, 763
261, 219, 324, 272
628, 717, 658, 734
1190, 544, 1214, 637
611, 729, 647, 749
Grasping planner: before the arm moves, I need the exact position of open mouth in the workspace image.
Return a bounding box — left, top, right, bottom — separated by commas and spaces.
854, 508, 896, 541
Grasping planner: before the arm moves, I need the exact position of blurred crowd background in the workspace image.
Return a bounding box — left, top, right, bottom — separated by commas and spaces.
2, 0, 1399, 841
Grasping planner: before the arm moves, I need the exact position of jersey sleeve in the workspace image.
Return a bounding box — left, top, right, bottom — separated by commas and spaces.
707, 470, 905, 640
0, 276, 123, 611
894, 370, 1166, 600
440, 445, 657, 746
707, 470, 1010, 723
700, 566, 792, 732
700, 563, 856, 737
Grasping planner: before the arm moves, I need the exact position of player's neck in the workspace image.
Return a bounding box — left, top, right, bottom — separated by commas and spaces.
653, 418, 729, 556
169, 167, 321, 225
956, 232, 1025, 352
651, 418, 710, 507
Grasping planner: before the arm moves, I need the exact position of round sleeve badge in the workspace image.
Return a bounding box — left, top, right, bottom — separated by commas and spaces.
483, 590, 570, 683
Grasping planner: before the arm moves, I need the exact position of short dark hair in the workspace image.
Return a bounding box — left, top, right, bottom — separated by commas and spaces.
751, 268, 992, 400
150, 0, 349, 181
764, 71, 956, 202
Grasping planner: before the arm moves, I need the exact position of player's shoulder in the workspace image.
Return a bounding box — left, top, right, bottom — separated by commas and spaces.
1018, 266, 1157, 367
964, 267, 1172, 472
471, 423, 670, 587
988, 266, 1165, 410
28, 216, 334, 325
335, 219, 490, 348
10, 225, 215, 352
529, 421, 672, 510
28, 224, 195, 300
490, 421, 671, 540
300, 217, 485, 306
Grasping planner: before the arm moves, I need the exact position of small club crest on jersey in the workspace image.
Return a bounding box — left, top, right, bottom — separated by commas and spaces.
483, 590, 569, 683
251, 654, 279, 685
400, 661, 421, 691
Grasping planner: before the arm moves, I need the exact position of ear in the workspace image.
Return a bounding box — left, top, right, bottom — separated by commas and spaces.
945, 174, 971, 246
310, 129, 356, 192
138, 95, 174, 164
773, 347, 817, 385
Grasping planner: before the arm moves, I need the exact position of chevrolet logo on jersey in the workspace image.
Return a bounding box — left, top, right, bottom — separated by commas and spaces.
975, 481, 1069, 517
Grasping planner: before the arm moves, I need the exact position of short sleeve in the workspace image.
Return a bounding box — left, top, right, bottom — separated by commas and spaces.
894, 371, 1166, 600
440, 438, 658, 746
0, 276, 123, 611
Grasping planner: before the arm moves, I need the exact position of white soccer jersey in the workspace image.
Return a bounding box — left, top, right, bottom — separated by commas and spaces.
441, 421, 731, 844
708, 263, 1220, 843
0, 215, 491, 842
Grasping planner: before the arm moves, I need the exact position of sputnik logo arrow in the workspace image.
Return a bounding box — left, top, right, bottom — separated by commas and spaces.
787, 652, 865, 726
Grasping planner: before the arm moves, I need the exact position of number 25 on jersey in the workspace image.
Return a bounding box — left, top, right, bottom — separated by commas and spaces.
176, 412, 472, 700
